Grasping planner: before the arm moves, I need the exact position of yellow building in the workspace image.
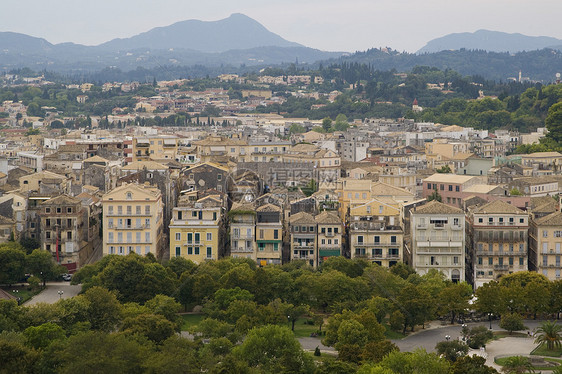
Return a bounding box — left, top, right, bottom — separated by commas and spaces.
102, 183, 164, 258
255, 204, 283, 265
530, 211, 562, 281
289, 211, 317, 267
349, 197, 403, 267
169, 192, 225, 263
228, 202, 257, 260
132, 136, 179, 162
316, 211, 343, 264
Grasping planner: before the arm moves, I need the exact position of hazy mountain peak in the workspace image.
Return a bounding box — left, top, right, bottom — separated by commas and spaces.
417, 30, 562, 54
99, 13, 302, 53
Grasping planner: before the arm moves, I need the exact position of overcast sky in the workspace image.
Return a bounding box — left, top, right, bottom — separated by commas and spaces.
2, 0, 562, 52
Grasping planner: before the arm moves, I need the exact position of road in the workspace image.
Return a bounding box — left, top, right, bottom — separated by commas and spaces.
24, 281, 82, 305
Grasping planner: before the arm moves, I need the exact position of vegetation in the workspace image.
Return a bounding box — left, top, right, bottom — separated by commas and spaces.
534, 321, 562, 351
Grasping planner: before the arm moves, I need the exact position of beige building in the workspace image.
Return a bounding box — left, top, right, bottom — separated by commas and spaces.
289, 212, 317, 267
132, 136, 179, 162
256, 204, 283, 266
469, 200, 529, 288
169, 192, 225, 263
316, 211, 343, 264
228, 202, 257, 260
102, 183, 164, 258
349, 197, 403, 267
410, 201, 466, 282
529, 211, 562, 280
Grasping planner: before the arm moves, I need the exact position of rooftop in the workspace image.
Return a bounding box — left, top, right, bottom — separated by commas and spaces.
414, 200, 463, 215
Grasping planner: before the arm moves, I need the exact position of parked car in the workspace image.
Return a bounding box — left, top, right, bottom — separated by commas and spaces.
61, 274, 72, 281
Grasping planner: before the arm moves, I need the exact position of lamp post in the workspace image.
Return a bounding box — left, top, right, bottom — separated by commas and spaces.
488, 313, 492, 329
445, 335, 451, 341
58, 290, 64, 299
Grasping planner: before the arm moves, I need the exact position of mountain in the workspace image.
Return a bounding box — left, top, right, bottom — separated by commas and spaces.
417, 30, 562, 54
99, 13, 302, 53
0, 32, 54, 54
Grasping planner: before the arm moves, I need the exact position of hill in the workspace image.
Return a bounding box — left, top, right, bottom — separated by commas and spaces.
417, 30, 562, 54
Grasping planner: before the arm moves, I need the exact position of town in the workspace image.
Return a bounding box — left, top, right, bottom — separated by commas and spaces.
2, 67, 562, 373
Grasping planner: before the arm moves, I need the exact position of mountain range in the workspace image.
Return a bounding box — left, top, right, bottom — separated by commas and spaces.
0, 14, 342, 72
417, 30, 562, 54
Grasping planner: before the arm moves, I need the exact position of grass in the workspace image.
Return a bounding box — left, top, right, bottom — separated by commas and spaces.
2, 286, 42, 304
179, 314, 204, 331
495, 356, 561, 371
292, 320, 322, 338
384, 324, 406, 340
531, 343, 562, 357
304, 351, 337, 364
492, 331, 527, 340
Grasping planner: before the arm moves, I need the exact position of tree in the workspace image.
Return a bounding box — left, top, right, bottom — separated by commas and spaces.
368, 348, 450, 374
0, 247, 25, 285
499, 313, 527, 335
500, 356, 535, 374
26, 249, 64, 287
436, 165, 452, 173
389, 310, 405, 332
233, 325, 314, 373
475, 281, 506, 320
23, 322, 65, 350
144, 294, 182, 328
286, 304, 309, 331
435, 340, 469, 362
427, 188, 442, 202
451, 355, 499, 374
121, 313, 176, 344
322, 117, 333, 132
82, 286, 122, 332
534, 320, 562, 351
0, 336, 39, 374
466, 326, 493, 349
438, 282, 472, 324
546, 102, 562, 143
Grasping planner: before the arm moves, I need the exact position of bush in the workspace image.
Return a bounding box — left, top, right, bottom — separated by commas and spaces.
390, 310, 405, 331
466, 326, 493, 349
314, 346, 321, 356
499, 313, 527, 335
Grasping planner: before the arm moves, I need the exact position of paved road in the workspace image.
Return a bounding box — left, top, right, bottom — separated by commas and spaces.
392, 319, 546, 353
24, 281, 81, 305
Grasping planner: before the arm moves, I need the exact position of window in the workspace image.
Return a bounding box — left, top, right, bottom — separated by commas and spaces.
519, 218, 524, 223
448, 185, 453, 191
206, 233, 212, 241
440, 184, 444, 191
207, 247, 212, 259
309, 226, 314, 232
509, 257, 513, 265
427, 183, 431, 189
455, 186, 460, 192
273, 243, 279, 251
273, 230, 278, 239
194, 233, 200, 244
391, 236, 397, 244
175, 233, 181, 241
543, 230, 548, 238
117, 206, 122, 214
478, 218, 483, 223
453, 256, 459, 264
108, 206, 114, 214
46, 231, 51, 239
453, 218, 459, 226
187, 233, 193, 244
145, 232, 150, 242
57, 207, 61, 213
126, 192, 132, 200
45, 207, 51, 213
488, 257, 493, 265
175, 247, 181, 257
145, 206, 150, 215
478, 257, 483, 265
136, 206, 141, 214
259, 230, 264, 239
358, 235, 364, 243
258, 243, 265, 251
188, 247, 193, 255
67, 207, 72, 213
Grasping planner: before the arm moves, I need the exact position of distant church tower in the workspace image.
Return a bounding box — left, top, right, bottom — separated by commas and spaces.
412, 98, 423, 112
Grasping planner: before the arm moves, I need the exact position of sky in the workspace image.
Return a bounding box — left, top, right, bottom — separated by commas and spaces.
2, 0, 562, 53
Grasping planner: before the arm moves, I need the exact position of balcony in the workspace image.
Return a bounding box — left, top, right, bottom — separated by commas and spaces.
355, 241, 398, 247
294, 243, 315, 249
494, 264, 510, 271
232, 247, 254, 253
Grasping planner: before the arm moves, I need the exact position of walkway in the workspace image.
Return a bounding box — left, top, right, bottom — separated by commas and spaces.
24, 281, 81, 305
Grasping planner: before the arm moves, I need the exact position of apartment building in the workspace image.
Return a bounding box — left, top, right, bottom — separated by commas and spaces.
348, 197, 403, 267
468, 200, 529, 288
315, 211, 343, 264
410, 200, 465, 282
255, 204, 283, 265
529, 211, 562, 281
423, 174, 482, 208
132, 136, 179, 162
102, 183, 164, 258
289, 212, 317, 267
38, 195, 89, 270
229, 202, 256, 260
169, 192, 225, 263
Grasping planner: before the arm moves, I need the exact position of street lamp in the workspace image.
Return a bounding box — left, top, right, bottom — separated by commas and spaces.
58, 290, 64, 299
445, 335, 451, 341
488, 313, 492, 329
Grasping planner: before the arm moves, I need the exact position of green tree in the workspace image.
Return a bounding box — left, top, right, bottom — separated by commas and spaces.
451, 355, 499, 374
435, 340, 469, 362
26, 249, 64, 287
389, 310, 405, 332
438, 282, 473, 324
0, 336, 39, 374
23, 322, 65, 350
0, 247, 26, 285
121, 313, 176, 344
82, 286, 122, 332
546, 102, 562, 143
427, 188, 442, 202
233, 325, 314, 373
500, 356, 534, 374
436, 165, 452, 173
534, 320, 562, 351
322, 117, 333, 132
499, 313, 527, 335
365, 348, 450, 374
466, 326, 493, 349
144, 294, 181, 328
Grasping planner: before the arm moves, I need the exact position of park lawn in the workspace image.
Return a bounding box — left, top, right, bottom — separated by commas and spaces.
1, 286, 42, 304
384, 324, 406, 340
531, 343, 562, 357
305, 351, 337, 364
180, 314, 204, 331
495, 356, 561, 371
292, 320, 321, 338
492, 331, 527, 340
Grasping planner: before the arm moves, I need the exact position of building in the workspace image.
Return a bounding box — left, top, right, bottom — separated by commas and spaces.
423, 174, 482, 208
229, 202, 257, 260
315, 211, 343, 264
348, 197, 403, 267
169, 192, 225, 263
468, 200, 529, 288
255, 203, 283, 266
38, 195, 90, 272
529, 211, 562, 281
102, 183, 164, 259
410, 201, 465, 282
289, 212, 317, 267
